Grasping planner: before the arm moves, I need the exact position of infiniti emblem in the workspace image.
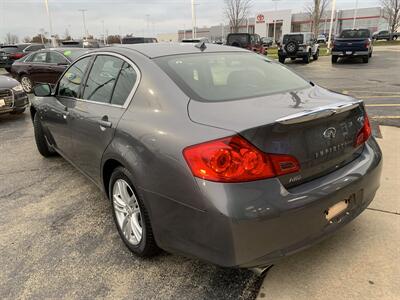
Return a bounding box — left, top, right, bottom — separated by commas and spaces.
323, 127, 337, 139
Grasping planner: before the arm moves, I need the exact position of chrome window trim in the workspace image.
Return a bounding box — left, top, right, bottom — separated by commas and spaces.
58, 51, 141, 110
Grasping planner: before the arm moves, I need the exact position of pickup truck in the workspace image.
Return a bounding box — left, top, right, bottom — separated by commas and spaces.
331, 29, 373, 64
372, 30, 400, 41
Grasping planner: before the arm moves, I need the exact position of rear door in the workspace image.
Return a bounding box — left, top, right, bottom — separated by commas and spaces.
66, 54, 140, 181
29, 51, 49, 83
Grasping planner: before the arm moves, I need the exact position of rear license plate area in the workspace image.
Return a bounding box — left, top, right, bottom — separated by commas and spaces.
325, 195, 354, 222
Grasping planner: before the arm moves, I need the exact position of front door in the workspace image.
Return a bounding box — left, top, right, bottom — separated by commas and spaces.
66, 54, 139, 182
42, 56, 92, 160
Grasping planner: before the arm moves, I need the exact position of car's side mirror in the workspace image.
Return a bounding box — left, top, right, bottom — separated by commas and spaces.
33, 83, 52, 97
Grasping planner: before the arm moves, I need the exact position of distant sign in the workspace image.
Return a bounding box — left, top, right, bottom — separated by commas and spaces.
256, 14, 265, 23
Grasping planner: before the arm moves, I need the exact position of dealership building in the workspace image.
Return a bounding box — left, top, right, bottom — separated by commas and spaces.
178, 7, 388, 42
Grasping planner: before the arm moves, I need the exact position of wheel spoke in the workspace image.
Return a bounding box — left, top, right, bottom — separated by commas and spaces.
113, 195, 127, 213
122, 215, 133, 240
131, 213, 142, 242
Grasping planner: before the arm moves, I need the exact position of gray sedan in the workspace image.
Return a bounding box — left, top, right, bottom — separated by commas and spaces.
30, 44, 382, 271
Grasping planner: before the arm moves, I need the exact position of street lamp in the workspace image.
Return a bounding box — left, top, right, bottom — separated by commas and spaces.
272, 0, 281, 44
191, 0, 198, 39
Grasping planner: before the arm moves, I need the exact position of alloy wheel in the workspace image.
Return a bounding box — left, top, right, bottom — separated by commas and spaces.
112, 179, 143, 246
21, 76, 32, 93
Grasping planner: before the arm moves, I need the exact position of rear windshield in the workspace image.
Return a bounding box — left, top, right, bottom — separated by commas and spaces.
61, 41, 81, 47
155, 53, 309, 102
1, 46, 19, 53
227, 34, 250, 45
340, 29, 370, 38
58, 49, 88, 61
283, 34, 304, 44
122, 38, 145, 44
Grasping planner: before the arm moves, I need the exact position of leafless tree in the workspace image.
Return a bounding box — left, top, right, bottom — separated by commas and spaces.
381, 0, 400, 33
5, 33, 19, 44
305, 0, 330, 37
23, 36, 31, 43
224, 0, 252, 33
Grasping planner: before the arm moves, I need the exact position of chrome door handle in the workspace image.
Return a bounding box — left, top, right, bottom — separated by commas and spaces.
98, 120, 112, 129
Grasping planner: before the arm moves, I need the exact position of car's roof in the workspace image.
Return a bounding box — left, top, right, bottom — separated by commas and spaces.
106, 43, 247, 58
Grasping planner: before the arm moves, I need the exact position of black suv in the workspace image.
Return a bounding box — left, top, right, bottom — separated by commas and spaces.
0, 43, 45, 72
278, 32, 319, 64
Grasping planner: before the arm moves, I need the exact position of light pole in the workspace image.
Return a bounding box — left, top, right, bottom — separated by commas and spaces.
191, 0, 197, 39
352, 0, 359, 29
272, 0, 281, 44
78, 9, 88, 39
146, 14, 150, 36
327, 0, 337, 51
102, 20, 106, 45
44, 0, 56, 47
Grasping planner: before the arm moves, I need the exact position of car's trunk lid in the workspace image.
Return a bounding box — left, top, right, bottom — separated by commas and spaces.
188, 86, 366, 188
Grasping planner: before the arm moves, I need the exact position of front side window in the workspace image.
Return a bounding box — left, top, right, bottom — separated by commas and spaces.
156, 53, 309, 102
111, 62, 138, 106
82, 55, 124, 103
58, 56, 91, 98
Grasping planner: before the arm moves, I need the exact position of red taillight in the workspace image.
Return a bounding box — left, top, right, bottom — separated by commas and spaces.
10, 53, 24, 59
354, 114, 372, 147
183, 135, 300, 183
365, 40, 370, 48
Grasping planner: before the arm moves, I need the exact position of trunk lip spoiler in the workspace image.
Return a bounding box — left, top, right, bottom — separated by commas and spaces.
276, 101, 363, 125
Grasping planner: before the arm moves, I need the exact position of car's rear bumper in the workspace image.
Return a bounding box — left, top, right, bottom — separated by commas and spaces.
278, 50, 310, 58
145, 138, 382, 268
332, 50, 369, 57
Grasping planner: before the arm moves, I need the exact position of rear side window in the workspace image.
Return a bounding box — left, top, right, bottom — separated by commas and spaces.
82, 55, 124, 103
111, 62, 138, 106
58, 56, 91, 98
340, 30, 371, 38
48, 52, 68, 64
1, 47, 18, 53
156, 53, 309, 102
25, 45, 45, 52
31, 52, 47, 63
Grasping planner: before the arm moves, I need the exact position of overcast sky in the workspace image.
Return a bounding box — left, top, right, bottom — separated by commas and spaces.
1, 0, 380, 41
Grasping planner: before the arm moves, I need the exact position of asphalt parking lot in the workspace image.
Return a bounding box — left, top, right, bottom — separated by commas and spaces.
0, 46, 399, 300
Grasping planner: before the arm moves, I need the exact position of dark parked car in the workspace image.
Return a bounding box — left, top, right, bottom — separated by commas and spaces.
0, 43, 45, 72
0, 75, 29, 115
332, 29, 373, 63
261, 37, 274, 47
372, 30, 399, 41
226, 33, 267, 55
60, 39, 100, 48
121, 37, 158, 44
10, 48, 89, 93
30, 44, 382, 271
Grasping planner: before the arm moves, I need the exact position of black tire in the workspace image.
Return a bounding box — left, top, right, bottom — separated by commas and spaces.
363, 56, 369, 63
332, 55, 339, 64
278, 56, 286, 64
284, 41, 299, 55
109, 167, 160, 257
5, 67, 11, 73
303, 52, 311, 64
369, 51, 372, 58
393, 36, 398, 41
10, 108, 26, 115
20, 75, 33, 93
33, 113, 56, 157
313, 49, 319, 61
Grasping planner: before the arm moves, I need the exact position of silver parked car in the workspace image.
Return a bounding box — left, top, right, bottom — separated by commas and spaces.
30, 44, 382, 270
